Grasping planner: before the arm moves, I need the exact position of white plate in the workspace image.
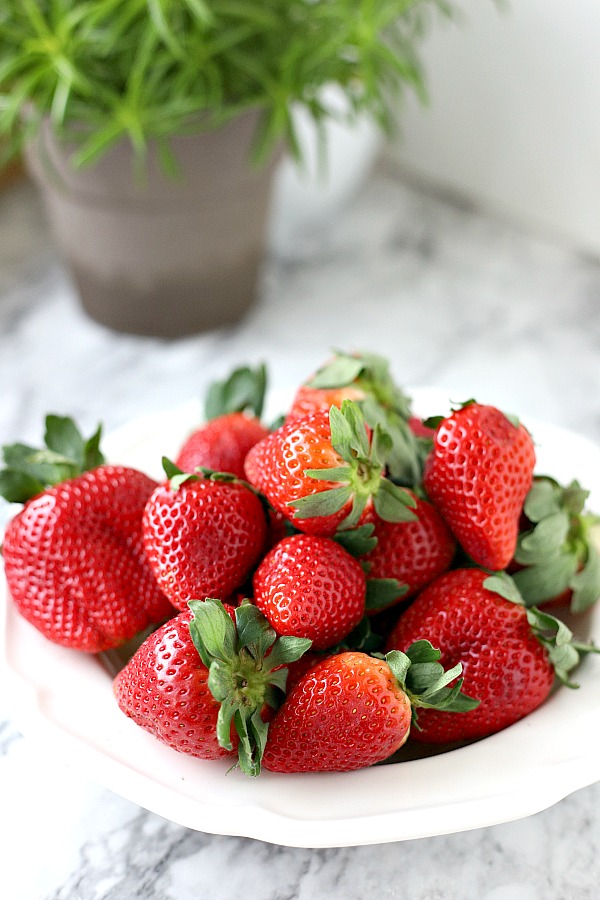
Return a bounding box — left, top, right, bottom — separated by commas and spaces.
3, 389, 600, 848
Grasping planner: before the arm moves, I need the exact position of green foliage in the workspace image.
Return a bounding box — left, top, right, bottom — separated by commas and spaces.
0, 0, 454, 168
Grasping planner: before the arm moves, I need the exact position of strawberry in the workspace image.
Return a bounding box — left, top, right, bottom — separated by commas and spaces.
359, 494, 456, 614
261, 644, 478, 773
186, 598, 311, 774
252, 534, 366, 649
0, 416, 174, 653
288, 351, 428, 486
244, 400, 416, 537
288, 384, 366, 421
510, 476, 600, 613
142, 465, 267, 611
423, 401, 536, 570
113, 607, 235, 759
385, 568, 591, 744
175, 364, 270, 479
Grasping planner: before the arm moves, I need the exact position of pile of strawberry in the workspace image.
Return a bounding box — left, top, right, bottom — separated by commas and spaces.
2, 351, 600, 776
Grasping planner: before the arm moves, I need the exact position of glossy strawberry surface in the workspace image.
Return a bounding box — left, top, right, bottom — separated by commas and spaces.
113, 608, 235, 759
175, 412, 270, 479
244, 411, 352, 536
262, 651, 412, 772
386, 568, 555, 743
423, 404, 536, 570
2, 465, 174, 652
142, 477, 267, 611
287, 384, 366, 421
253, 534, 366, 649
361, 494, 456, 608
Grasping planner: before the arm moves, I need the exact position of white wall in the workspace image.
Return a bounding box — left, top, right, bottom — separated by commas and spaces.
390, 1, 600, 255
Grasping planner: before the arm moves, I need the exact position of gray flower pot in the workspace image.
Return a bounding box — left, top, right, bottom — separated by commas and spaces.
24, 112, 277, 338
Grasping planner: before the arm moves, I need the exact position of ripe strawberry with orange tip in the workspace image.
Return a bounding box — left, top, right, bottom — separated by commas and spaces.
287, 350, 430, 486
244, 399, 417, 537
0, 416, 174, 652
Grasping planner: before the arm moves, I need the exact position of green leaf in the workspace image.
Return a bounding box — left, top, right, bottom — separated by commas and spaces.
2, 442, 74, 488
383, 649, 411, 685
215, 696, 237, 751
372, 478, 417, 523
83, 425, 104, 470
483, 572, 525, 605
385, 642, 480, 713
562, 480, 590, 517
188, 598, 237, 665
204, 363, 267, 420
288, 484, 352, 520
327, 403, 356, 461
235, 600, 277, 660
523, 477, 562, 522
513, 554, 579, 606
333, 523, 378, 557
339, 399, 370, 458
304, 466, 351, 483
44, 415, 86, 468
515, 512, 570, 565
570, 546, 600, 613
0, 415, 104, 502
0, 468, 46, 503
405, 640, 443, 665
263, 635, 312, 670
308, 354, 365, 389
525, 606, 583, 686
365, 577, 407, 611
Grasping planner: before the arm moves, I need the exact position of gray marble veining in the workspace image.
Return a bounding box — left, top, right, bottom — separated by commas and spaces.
2, 160, 600, 899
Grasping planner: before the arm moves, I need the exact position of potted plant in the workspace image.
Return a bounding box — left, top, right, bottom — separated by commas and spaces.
0, 1, 452, 338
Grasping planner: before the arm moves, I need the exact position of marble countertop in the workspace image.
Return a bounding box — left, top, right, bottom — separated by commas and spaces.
2, 161, 600, 899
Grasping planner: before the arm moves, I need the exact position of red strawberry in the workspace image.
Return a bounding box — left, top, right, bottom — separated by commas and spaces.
113, 607, 235, 759
288, 384, 366, 421
408, 416, 436, 439
175, 363, 269, 478
175, 413, 270, 479
253, 534, 366, 649
423, 402, 536, 570
0, 416, 173, 653
386, 567, 587, 744
244, 400, 416, 537
360, 493, 456, 613
142, 468, 267, 611
287, 351, 426, 486
262, 645, 478, 773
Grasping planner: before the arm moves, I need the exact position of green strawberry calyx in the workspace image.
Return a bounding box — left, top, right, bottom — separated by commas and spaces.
308, 350, 412, 419
288, 399, 417, 529
204, 363, 267, 421
188, 598, 311, 777
384, 640, 480, 726
307, 350, 429, 487
484, 572, 600, 687
0, 415, 104, 504
512, 476, 600, 613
